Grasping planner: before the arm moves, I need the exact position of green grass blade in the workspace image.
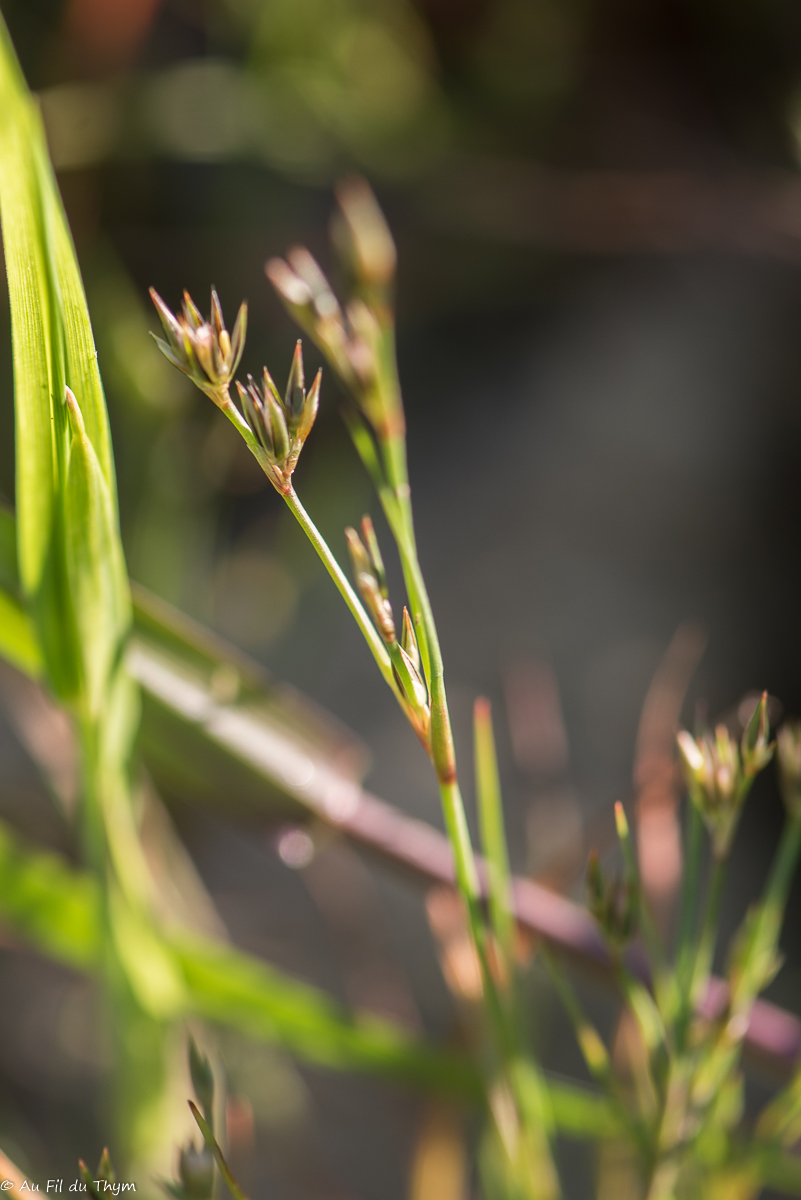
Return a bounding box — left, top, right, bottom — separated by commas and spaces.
65, 390, 131, 716
474, 697, 515, 962
0, 14, 128, 708
0, 25, 63, 605
189, 1103, 250, 1200
0, 819, 101, 968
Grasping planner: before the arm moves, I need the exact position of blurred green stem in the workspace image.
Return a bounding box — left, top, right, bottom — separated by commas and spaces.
690, 856, 727, 1008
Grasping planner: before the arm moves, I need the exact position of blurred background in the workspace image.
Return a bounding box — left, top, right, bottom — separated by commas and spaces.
3, 0, 801, 1196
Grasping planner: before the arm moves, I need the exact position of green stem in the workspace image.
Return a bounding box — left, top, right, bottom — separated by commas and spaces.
282, 486, 400, 699
689, 855, 726, 1009
674, 800, 704, 1046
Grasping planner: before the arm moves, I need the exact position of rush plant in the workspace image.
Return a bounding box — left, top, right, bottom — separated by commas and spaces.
150, 185, 801, 1198
1, 9, 801, 1199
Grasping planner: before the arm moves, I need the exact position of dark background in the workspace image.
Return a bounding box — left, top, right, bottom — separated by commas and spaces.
2, 1, 801, 1196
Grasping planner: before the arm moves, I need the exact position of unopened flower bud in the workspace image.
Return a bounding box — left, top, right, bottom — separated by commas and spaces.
586, 850, 638, 949
345, 524, 395, 642
401, 607, 421, 674
741, 691, 773, 777
391, 641, 430, 740
332, 177, 397, 291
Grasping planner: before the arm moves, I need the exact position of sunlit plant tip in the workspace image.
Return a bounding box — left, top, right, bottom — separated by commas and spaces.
149, 287, 246, 400
236, 342, 321, 492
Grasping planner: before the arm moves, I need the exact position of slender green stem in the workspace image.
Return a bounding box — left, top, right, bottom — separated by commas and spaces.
282, 486, 400, 699
689, 856, 726, 1008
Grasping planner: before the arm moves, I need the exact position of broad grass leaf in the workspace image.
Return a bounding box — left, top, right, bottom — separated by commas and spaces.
0, 16, 128, 710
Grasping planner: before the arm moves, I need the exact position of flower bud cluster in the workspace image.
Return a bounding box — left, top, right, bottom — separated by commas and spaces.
676, 692, 773, 860
150, 288, 246, 400
586, 849, 638, 949
345, 516, 429, 743
236, 342, 321, 492
150, 291, 322, 492
265, 181, 401, 439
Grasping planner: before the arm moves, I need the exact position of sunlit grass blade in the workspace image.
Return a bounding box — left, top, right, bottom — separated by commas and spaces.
0, 25, 77, 699
64, 390, 131, 717
0, 13, 129, 710
474, 697, 515, 965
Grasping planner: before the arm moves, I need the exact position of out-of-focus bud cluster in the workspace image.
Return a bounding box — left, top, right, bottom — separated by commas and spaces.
586, 849, 638, 949
346, 516, 429, 743
346, 516, 394, 642
163, 1038, 216, 1200
175, 1144, 214, 1200
676, 692, 773, 860
265, 179, 402, 440
236, 342, 321, 492
777, 720, 801, 821
150, 288, 246, 400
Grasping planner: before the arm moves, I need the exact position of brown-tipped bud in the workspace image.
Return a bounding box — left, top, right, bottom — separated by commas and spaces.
346, 526, 395, 642
265, 390, 290, 463
586, 850, 638, 949
96, 1149, 116, 1187
401, 607, 420, 673
392, 643, 429, 720
149, 288, 246, 398
285, 340, 305, 421
210, 287, 225, 341
778, 721, 801, 820
182, 290, 203, 329
741, 691, 774, 777
297, 368, 321, 445
360, 514, 387, 598
333, 177, 397, 290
